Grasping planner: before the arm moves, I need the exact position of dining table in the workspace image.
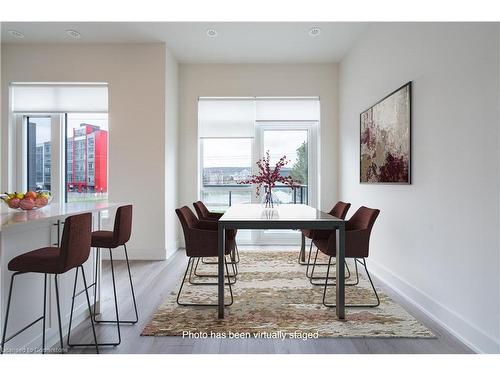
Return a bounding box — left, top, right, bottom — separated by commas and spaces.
217, 203, 346, 319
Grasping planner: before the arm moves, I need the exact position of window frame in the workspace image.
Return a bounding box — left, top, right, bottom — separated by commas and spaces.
15, 112, 108, 205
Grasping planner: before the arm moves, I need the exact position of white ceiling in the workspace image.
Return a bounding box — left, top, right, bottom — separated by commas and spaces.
1, 22, 369, 63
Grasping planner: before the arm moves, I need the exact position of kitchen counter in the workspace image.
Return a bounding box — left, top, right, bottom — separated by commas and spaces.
0, 201, 123, 230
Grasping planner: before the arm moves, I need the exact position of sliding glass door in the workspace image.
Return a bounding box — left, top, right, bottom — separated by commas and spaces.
253, 122, 318, 244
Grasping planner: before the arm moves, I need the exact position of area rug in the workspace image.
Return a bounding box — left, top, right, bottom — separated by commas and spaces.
141, 251, 434, 338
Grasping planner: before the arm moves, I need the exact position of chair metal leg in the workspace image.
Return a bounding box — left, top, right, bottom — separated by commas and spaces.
177, 258, 234, 307
192, 256, 237, 281
80, 266, 99, 353
1, 273, 18, 354
202, 243, 240, 266
189, 256, 236, 285
309, 260, 353, 285
106, 249, 121, 343
1, 272, 48, 355
123, 244, 139, 323
305, 241, 316, 278
300, 238, 331, 267
93, 247, 100, 319
67, 266, 106, 352
94, 245, 139, 325
67, 267, 79, 348
54, 275, 64, 353
307, 243, 352, 284
42, 273, 47, 354
322, 258, 380, 308
233, 243, 240, 264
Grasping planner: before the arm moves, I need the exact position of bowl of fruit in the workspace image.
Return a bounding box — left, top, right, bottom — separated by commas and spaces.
1, 191, 52, 211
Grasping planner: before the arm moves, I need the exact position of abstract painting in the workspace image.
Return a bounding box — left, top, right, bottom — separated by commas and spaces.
360, 82, 411, 183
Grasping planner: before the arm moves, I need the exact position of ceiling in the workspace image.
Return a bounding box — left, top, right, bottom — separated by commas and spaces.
1, 22, 369, 63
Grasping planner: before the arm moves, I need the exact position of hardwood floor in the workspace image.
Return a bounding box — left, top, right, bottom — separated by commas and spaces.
67, 247, 473, 354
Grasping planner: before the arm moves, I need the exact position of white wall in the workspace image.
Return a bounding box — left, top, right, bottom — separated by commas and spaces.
178, 63, 339, 212
165, 47, 180, 258
1, 43, 169, 260
339, 23, 500, 353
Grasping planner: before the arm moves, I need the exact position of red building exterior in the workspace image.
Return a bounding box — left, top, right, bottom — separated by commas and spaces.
67, 124, 108, 193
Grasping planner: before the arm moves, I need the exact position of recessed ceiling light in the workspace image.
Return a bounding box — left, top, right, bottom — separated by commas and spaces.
8, 30, 25, 38
308, 27, 321, 37
66, 29, 81, 39
206, 29, 218, 38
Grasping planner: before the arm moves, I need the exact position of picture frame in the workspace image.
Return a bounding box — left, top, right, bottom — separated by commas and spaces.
360, 81, 412, 184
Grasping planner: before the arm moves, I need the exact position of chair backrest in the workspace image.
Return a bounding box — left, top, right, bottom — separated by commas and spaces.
345, 206, 380, 258
60, 213, 92, 272
176, 205, 199, 235
347, 206, 380, 231
329, 201, 351, 220
193, 201, 210, 220
113, 205, 133, 246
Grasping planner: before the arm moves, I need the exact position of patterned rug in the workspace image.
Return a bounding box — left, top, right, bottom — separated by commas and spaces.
142, 251, 434, 338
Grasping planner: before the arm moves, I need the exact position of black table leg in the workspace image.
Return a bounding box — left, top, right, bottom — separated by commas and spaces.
336, 224, 346, 319
218, 225, 225, 318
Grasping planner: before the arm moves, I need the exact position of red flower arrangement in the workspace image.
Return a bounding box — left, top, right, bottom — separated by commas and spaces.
238, 151, 298, 207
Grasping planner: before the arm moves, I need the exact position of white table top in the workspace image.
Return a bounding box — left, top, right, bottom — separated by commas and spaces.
220, 203, 342, 222
0, 201, 123, 230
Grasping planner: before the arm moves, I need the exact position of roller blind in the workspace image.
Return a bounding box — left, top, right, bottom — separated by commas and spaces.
198, 97, 320, 138
198, 99, 255, 138
11, 83, 109, 113
255, 98, 320, 121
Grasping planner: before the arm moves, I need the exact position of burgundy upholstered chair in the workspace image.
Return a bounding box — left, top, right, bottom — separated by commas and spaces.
193, 201, 223, 221
86, 205, 136, 348
176, 206, 237, 306
310, 206, 381, 308
1, 213, 99, 354
193, 201, 240, 266
299, 201, 351, 270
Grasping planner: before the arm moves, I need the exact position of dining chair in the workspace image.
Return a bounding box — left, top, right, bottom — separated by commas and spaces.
1, 213, 99, 354
309, 206, 381, 308
299, 201, 351, 266
193, 200, 240, 272
175, 206, 237, 306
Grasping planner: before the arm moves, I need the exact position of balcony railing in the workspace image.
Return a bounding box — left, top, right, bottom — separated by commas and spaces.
201, 184, 308, 211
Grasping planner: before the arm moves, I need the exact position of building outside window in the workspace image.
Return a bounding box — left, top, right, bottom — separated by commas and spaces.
66, 113, 109, 202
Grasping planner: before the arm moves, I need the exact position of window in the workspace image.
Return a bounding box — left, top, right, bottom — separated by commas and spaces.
262, 129, 308, 204
198, 96, 319, 245
14, 82, 109, 204
65, 113, 108, 202
201, 138, 252, 211
26, 116, 52, 191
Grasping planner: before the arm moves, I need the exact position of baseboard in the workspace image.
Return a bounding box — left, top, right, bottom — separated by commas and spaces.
368, 258, 500, 354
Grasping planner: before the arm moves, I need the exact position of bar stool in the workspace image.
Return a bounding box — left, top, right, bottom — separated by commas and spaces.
1, 213, 99, 354
89, 205, 136, 346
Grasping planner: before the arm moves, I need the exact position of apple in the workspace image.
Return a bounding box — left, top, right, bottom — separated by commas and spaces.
25, 191, 37, 200
8, 198, 21, 209
19, 198, 35, 210
35, 197, 48, 207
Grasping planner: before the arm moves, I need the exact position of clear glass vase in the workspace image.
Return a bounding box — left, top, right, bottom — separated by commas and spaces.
261, 187, 280, 208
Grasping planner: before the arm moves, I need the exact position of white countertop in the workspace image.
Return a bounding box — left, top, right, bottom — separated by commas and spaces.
0, 201, 124, 230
